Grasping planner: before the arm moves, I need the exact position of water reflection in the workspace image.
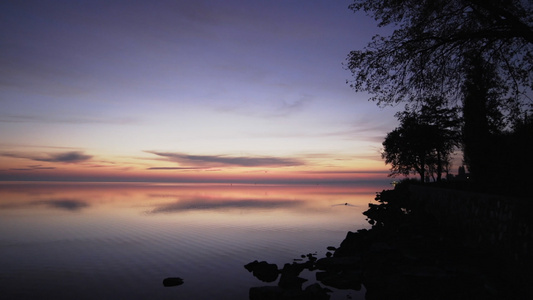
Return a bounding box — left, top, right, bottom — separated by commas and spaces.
0, 182, 375, 217
0, 198, 89, 211
37, 199, 90, 211
148, 198, 302, 213
0, 182, 386, 299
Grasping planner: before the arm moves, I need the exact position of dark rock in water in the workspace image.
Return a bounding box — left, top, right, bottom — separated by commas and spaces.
280, 262, 305, 277
293, 258, 304, 261
326, 246, 336, 251
315, 256, 361, 270
278, 263, 307, 289
334, 230, 371, 257
278, 275, 307, 290
326, 252, 332, 258
244, 260, 279, 282
316, 270, 362, 290
304, 283, 331, 300
250, 285, 330, 300
162, 277, 183, 287
244, 260, 259, 272
249, 286, 284, 300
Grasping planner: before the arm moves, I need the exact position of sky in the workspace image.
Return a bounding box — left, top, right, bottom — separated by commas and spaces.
0, 0, 401, 184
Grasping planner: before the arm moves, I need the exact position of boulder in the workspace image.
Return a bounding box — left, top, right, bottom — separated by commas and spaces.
245, 260, 279, 283
278, 263, 307, 289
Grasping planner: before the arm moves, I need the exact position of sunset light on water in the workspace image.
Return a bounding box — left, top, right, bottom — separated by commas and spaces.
0, 182, 387, 299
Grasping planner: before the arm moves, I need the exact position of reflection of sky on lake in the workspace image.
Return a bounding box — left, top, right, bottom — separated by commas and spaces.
1, 199, 89, 211
0, 182, 385, 299
148, 197, 302, 213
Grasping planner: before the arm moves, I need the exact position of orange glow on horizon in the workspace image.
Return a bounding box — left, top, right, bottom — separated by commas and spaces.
0, 152, 390, 184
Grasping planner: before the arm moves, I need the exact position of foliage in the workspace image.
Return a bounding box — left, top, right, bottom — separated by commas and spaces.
363, 179, 418, 228
461, 54, 506, 182
382, 98, 460, 182
347, 0, 533, 111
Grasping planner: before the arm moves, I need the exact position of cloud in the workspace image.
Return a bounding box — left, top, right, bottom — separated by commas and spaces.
271, 98, 311, 117
9, 165, 56, 171
0, 114, 139, 125
2, 151, 93, 163
147, 167, 205, 170
216, 97, 311, 119
146, 151, 304, 167
302, 170, 390, 175
34, 151, 92, 163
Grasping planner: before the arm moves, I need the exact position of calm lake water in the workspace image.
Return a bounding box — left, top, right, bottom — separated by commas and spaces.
0, 182, 387, 299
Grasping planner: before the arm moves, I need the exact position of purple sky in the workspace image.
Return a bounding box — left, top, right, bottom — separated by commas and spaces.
0, 0, 402, 183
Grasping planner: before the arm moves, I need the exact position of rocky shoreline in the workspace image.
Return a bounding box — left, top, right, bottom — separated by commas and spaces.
245, 182, 531, 300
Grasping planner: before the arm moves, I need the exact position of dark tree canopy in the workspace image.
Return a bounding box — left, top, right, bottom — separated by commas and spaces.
382, 99, 460, 182
462, 54, 505, 182
347, 0, 533, 109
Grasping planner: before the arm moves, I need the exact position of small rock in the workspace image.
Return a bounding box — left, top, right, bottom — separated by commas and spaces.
162, 277, 183, 287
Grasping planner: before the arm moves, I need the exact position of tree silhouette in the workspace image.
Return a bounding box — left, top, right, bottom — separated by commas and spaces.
382, 117, 431, 182
347, 0, 533, 111
383, 98, 460, 183
462, 54, 507, 183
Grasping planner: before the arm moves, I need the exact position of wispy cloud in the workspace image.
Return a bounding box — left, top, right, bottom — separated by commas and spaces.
0, 114, 139, 125
2, 151, 93, 163
302, 170, 389, 175
9, 165, 56, 171
216, 97, 311, 119
147, 167, 205, 170
146, 151, 304, 167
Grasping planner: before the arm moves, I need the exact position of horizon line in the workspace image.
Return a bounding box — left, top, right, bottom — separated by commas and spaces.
0, 177, 393, 186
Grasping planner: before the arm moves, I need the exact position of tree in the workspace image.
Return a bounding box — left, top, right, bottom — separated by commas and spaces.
382, 117, 431, 182
346, 0, 533, 112
382, 115, 436, 182
382, 99, 460, 182
417, 97, 461, 181
461, 54, 506, 183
